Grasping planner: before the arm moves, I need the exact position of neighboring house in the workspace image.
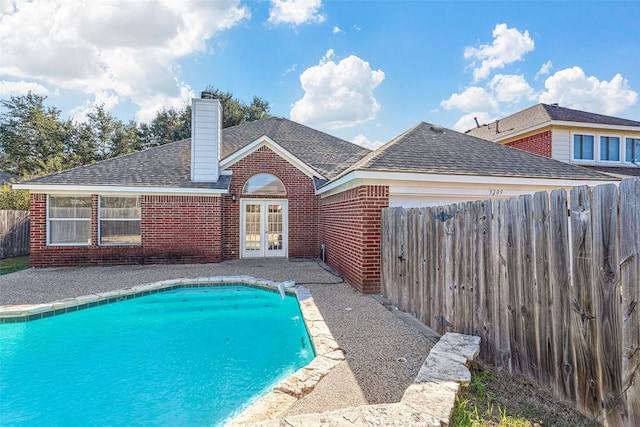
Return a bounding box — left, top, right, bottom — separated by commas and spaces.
1, 170, 19, 185
14, 93, 617, 293
466, 103, 640, 178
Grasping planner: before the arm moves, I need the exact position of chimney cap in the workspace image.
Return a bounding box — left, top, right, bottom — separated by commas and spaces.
201, 90, 215, 99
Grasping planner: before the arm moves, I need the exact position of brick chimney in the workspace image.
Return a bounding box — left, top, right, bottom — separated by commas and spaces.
190, 91, 221, 182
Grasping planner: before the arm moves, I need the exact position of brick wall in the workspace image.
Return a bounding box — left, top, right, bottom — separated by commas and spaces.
29, 193, 222, 267
223, 145, 319, 259
505, 130, 552, 158
319, 185, 389, 293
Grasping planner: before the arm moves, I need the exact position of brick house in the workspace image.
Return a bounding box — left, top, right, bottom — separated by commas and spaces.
466, 103, 640, 179
15, 94, 617, 293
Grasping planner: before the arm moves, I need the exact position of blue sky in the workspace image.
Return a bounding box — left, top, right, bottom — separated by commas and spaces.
1, 0, 639, 149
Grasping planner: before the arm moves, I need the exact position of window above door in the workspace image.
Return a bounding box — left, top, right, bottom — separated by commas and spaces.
242, 174, 286, 196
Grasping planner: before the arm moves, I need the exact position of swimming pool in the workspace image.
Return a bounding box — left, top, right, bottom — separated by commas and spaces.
0, 285, 315, 426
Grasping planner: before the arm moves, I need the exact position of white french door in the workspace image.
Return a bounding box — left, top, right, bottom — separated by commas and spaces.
240, 199, 288, 258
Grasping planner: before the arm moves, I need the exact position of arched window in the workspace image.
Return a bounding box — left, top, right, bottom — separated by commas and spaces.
242, 173, 286, 196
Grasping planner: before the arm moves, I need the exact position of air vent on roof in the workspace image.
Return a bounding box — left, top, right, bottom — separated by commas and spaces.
201, 91, 215, 99
430, 125, 445, 134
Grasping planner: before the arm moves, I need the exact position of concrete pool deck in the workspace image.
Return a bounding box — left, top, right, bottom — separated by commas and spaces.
0, 259, 479, 425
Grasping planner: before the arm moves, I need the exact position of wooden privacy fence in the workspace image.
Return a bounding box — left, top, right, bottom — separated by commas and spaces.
0, 210, 30, 259
381, 178, 639, 426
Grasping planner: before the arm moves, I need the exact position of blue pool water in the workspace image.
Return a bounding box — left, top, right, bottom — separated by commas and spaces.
0, 286, 314, 426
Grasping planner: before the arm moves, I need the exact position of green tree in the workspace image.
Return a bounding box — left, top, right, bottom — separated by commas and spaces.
139, 105, 191, 149
0, 182, 29, 210
73, 105, 141, 161
0, 93, 75, 177
203, 87, 271, 128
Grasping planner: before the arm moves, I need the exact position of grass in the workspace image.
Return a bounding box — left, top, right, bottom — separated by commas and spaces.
450, 362, 597, 427
0, 255, 30, 275
452, 365, 531, 426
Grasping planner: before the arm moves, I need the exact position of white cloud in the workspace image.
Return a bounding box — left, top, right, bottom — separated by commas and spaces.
0, 80, 49, 97
539, 67, 638, 115
464, 23, 534, 81
535, 60, 552, 80
0, 0, 249, 120
453, 111, 497, 133
440, 86, 498, 112
352, 134, 383, 150
268, 0, 325, 25
290, 50, 385, 129
333, 26, 342, 34
488, 74, 534, 102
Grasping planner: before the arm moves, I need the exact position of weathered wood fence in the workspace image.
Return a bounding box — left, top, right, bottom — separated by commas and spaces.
381, 178, 639, 426
0, 210, 30, 259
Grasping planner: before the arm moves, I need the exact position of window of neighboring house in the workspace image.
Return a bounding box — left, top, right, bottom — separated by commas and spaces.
573, 134, 594, 161
242, 173, 286, 196
48, 196, 92, 245
626, 138, 640, 163
600, 136, 620, 161
99, 196, 141, 245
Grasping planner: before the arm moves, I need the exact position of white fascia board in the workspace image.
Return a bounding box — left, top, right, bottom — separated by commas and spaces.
492, 121, 640, 143
219, 135, 324, 180
316, 170, 619, 196
550, 120, 640, 133
11, 183, 227, 196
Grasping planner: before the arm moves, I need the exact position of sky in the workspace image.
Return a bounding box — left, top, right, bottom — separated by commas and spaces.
1, 0, 639, 150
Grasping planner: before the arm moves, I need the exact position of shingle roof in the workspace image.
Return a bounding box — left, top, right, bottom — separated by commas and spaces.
19, 139, 231, 190
466, 103, 640, 141
221, 117, 370, 179
580, 165, 640, 178
0, 170, 18, 184
337, 122, 615, 181
19, 117, 369, 189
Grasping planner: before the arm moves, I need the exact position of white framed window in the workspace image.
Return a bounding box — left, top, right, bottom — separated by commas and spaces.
599, 135, 621, 162
626, 138, 640, 163
242, 173, 286, 196
572, 133, 595, 161
47, 196, 92, 245
99, 196, 141, 245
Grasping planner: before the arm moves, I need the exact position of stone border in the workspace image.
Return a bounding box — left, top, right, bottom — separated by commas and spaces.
230, 332, 481, 427
0, 275, 344, 425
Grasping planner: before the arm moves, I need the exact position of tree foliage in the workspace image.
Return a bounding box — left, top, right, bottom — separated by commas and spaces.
0, 90, 270, 179
0, 93, 75, 177
0, 183, 29, 210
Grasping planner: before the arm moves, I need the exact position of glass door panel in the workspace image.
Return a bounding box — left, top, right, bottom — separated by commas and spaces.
266, 204, 283, 252
244, 203, 261, 252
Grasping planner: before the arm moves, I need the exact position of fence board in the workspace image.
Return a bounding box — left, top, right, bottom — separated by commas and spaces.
518, 195, 537, 381
570, 185, 601, 417
549, 188, 576, 403
592, 184, 623, 425
533, 191, 554, 390
620, 178, 640, 426
506, 197, 524, 375
493, 198, 512, 369
0, 210, 30, 259
476, 200, 492, 358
